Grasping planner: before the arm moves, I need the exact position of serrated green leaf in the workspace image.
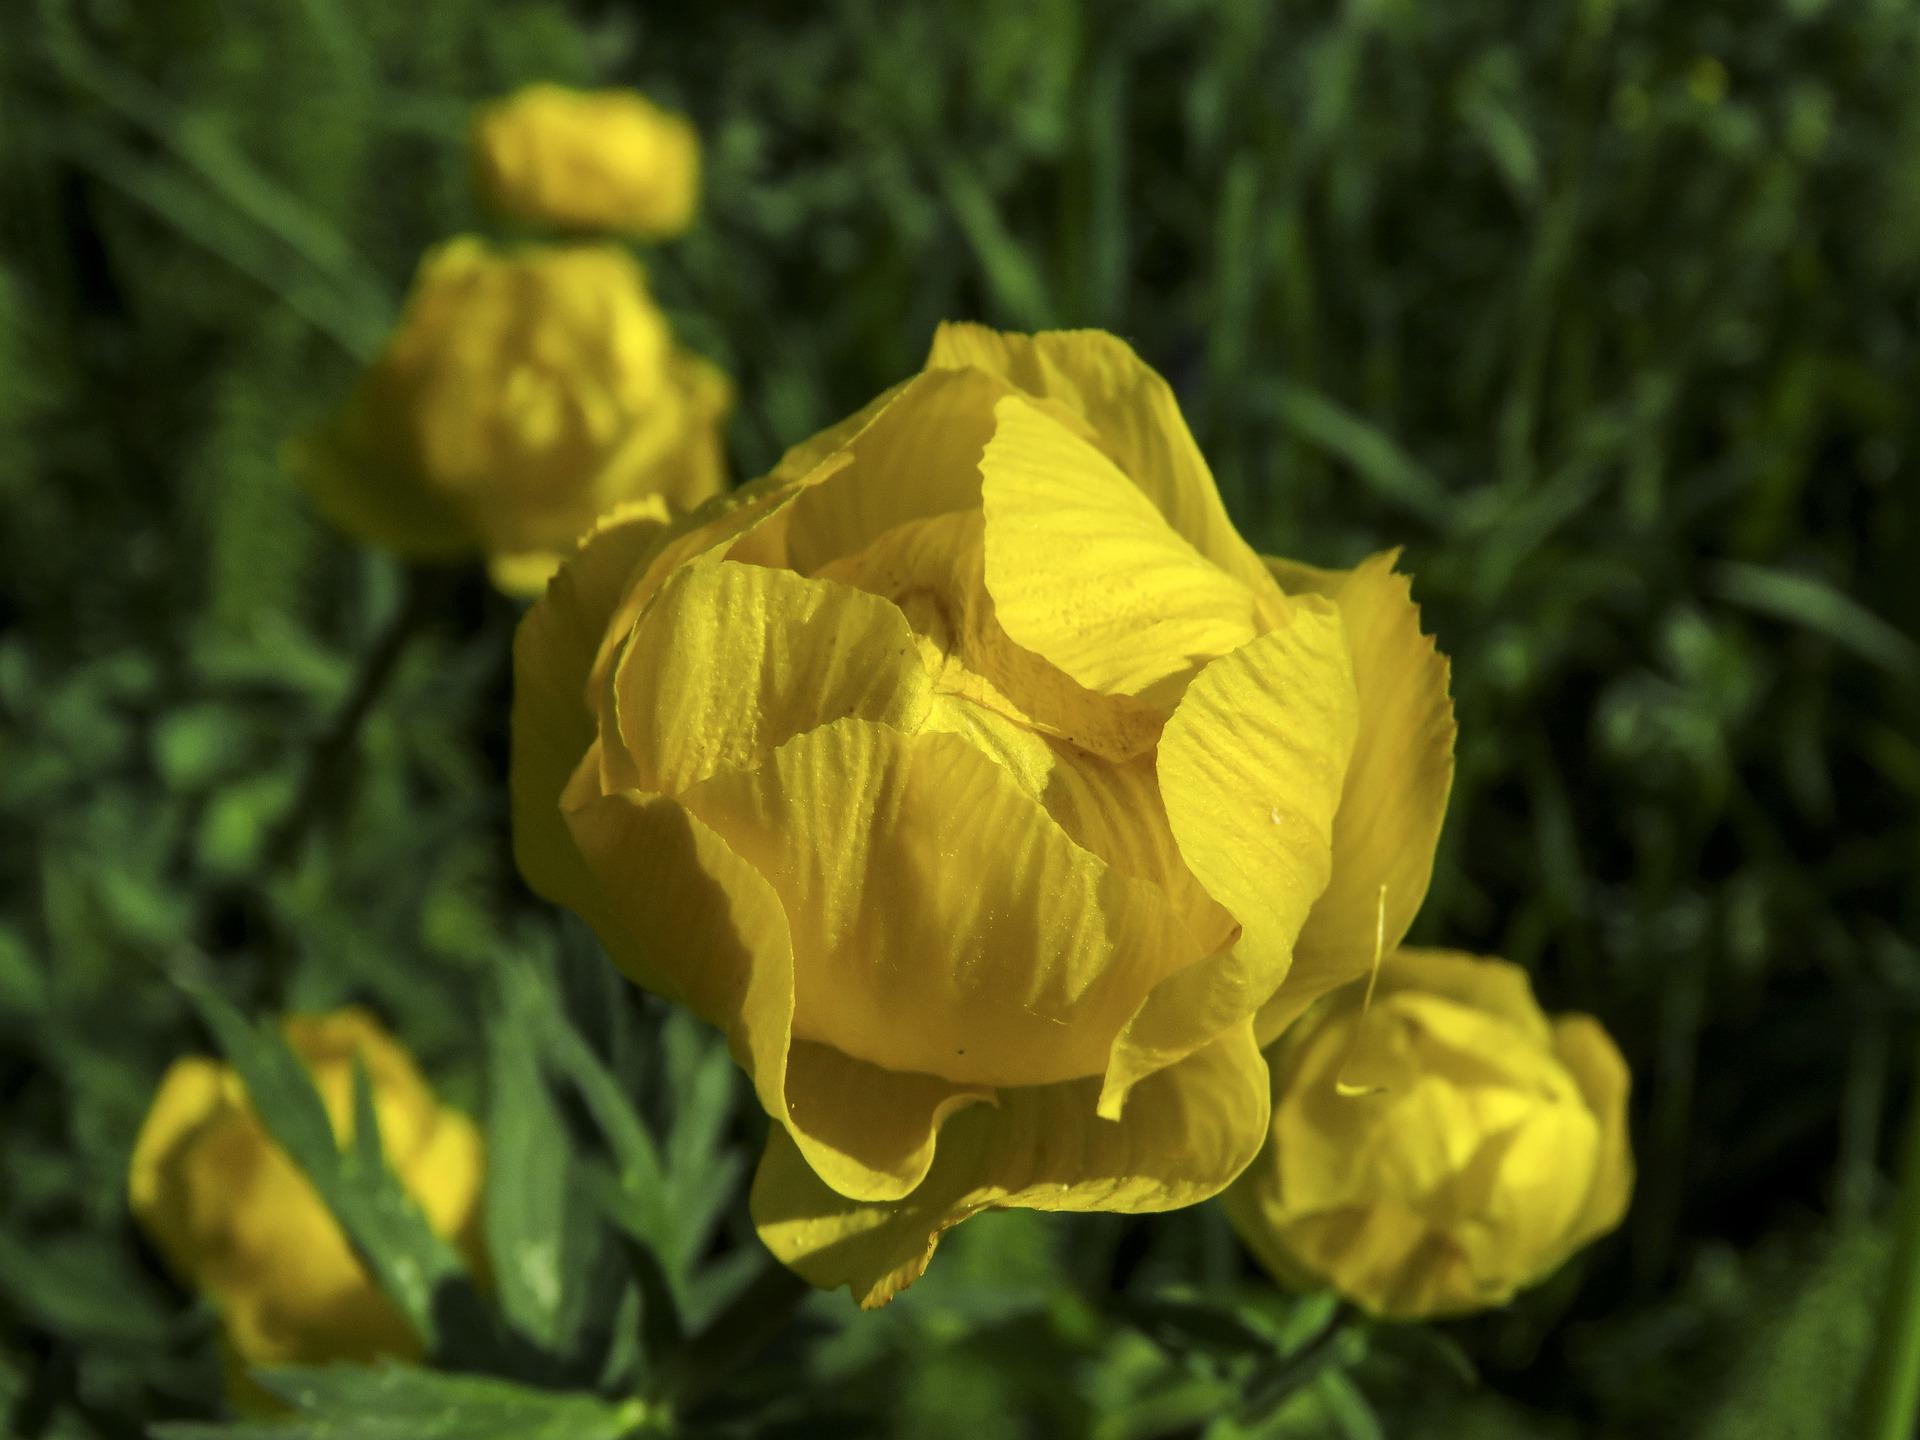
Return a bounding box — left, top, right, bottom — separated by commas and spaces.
577, 1162, 683, 1338
485, 995, 574, 1348
530, 990, 666, 1201
0, 1230, 176, 1347
1314, 1370, 1384, 1440
149, 1363, 656, 1440
659, 1013, 745, 1272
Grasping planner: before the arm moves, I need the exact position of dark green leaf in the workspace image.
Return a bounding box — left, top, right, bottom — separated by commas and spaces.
150, 1363, 657, 1440
484, 995, 573, 1348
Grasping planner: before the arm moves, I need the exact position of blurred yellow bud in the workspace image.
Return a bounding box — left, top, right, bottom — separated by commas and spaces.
292, 239, 729, 595
127, 1009, 484, 1391
472, 84, 700, 239
1225, 949, 1632, 1320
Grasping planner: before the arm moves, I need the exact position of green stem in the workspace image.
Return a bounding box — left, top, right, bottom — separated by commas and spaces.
656, 1257, 810, 1417
265, 570, 431, 869
1859, 1038, 1920, 1440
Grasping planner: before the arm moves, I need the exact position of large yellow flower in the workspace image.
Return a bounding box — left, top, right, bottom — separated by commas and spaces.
472, 85, 700, 240
510, 325, 1455, 1306
293, 239, 729, 595
1223, 949, 1633, 1320
128, 1010, 484, 1391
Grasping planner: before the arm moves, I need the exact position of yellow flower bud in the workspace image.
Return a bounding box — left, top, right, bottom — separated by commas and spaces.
471, 85, 700, 239
1225, 949, 1633, 1320
292, 239, 729, 595
510, 325, 1457, 1305
127, 1010, 485, 1391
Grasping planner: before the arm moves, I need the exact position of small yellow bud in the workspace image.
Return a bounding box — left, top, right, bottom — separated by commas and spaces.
1226, 949, 1633, 1319
128, 1010, 484, 1396
472, 84, 700, 239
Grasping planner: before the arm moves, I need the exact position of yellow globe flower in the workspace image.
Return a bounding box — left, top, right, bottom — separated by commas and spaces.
128, 1009, 484, 1391
1224, 949, 1634, 1320
510, 325, 1455, 1306
293, 239, 729, 595
472, 84, 700, 239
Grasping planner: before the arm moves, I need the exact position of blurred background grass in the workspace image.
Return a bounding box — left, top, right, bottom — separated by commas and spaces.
2, 0, 1917, 1436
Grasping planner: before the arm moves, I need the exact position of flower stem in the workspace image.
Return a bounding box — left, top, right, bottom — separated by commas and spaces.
265, 568, 431, 869
657, 1257, 810, 1417
1859, 1037, 1920, 1440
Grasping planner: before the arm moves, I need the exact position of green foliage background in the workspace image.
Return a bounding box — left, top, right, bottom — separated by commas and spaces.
2, 0, 1916, 1435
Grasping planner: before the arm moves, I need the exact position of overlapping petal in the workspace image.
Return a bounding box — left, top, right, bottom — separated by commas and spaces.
981, 396, 1262, 703
751, 1021, 1270, 1308
510, 498, 677, 919
471, 85, 700, 239
925, 324, 1276, 597
819, 509, 1165, 760
744, 366, 1009, 575
1365, 948, 1556, 1049
1228, 951, 1631, 1320
1255, 552, 1455, 1044
607, 560, 934, 796
1553, 1015, 1635, 1249
561, 782, 988, 1203
295, 240, 728, 591
1101, 603, 1357, 1115
679, 720, 1195, 1088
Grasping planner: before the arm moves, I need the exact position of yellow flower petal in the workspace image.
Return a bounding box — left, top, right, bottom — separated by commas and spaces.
1249, 1204, 1478, 1318
561, 787, 792, 1095
1275, 1004, 1582, 1223
519, 477, 828, 841
817, 509, 1166, 761
295, 240, 730, 592
1553, 1015, 1635, 1249
607, 560, 934, 797
403, 1108, 487, 1242
679, 720, 1194, 1088
764, 379, 915, 490
809, 507, 1227, 948
1229, 950, 1632, 1320
1368, 949, 1555, 1047
750, 1021, 1271, 1308
925, 324, 1275, 596
561, 786, 988, 1202
905, 689, 1235, 972
746, 366, 1011, 576
487, 549, 565, 597
1255, 552, 1455, 1044
981, 395, 1261, 702
628, 466, 841, 632
783, 1042, 995, 1202
510, 499, 678, 919
128, 1057, 232, 1276
471, 85, 701, 239
126, 1012, 482, 1380
1104, 605, 1357, 1115
569, 347, 731, 536
287, 419, 472, 559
